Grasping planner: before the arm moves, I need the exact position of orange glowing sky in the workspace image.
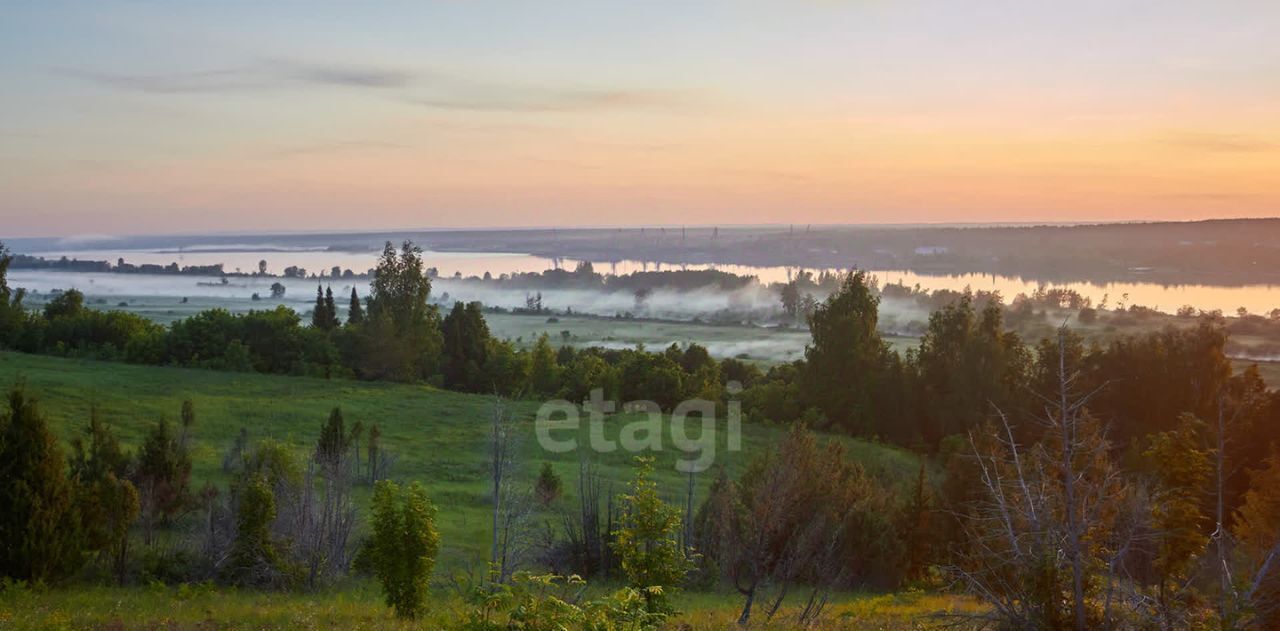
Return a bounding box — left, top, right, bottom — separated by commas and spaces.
2, 2, 1278, 237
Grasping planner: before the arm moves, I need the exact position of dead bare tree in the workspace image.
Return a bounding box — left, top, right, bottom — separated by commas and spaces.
946, 327, 1124, 630
489, 395, 533, 583
301, 409, 357, 588
696, 425, 876, 627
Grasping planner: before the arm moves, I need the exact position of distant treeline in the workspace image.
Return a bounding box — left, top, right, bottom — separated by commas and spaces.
4, 240, 1277, 455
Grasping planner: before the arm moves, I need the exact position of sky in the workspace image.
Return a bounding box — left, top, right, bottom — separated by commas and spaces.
2, 1, 1279, 237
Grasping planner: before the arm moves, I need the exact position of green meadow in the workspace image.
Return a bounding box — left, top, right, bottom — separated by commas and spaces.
0, 351, 930, 627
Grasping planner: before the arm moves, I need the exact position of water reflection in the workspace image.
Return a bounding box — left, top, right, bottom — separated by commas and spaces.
22, 248, 1280, 316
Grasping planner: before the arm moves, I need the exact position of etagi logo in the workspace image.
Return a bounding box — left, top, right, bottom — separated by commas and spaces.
534, 383, 743, 473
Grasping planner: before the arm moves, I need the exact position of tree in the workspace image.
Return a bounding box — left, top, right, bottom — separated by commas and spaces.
913, 294, 1028, 443
135, 416, 192, 544
94, 472, 139, 585
357, 241, 442, 382
897, 463, 934, 583
779, 281, 801, 322
1144, 413, 1211, 626
311, 284, 339, 331
488, 396, 533, 583
948, 328, 1126, 631
270, 282, 286, 299
527, 333, 562, 398
68, 407, 138, 584
0, 386, 84, 582
535, 463, 563, 506
699, 424, 894, 625
441, 301, 490, 391
180, 398, 196, 449
223, 473, 286, 587
800, 270, 889, 434
612, 457, 693, 614
44, 288, 85, 320
347, 287, 364, 325
313, 285, 327, 329
370, 480, 440, 619
306, 408, 357, 586
1234, 451, 1280, 627
323, 286, 338, 330
0, 243, 28, 348
69, 406, 131, 483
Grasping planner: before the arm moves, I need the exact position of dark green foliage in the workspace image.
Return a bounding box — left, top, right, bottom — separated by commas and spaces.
315, 407, 349, 469
65, 407, 140, 584
535, 462, 562, 506
800, 271, 890, 434
0, 244, 28, 349
43, 289, 85, 320
323, 286, 338, 329
352, 241, 442, 382
223, 473, 285, 587
346, 287, 364, 325
135, 416, 192, 531
620, 351, 684, 411
912, 294, 1029, 443
370, 480, 440, 619
441, 301, 491, 391
526, 333, 560, 398
1086, 320, 1232, 447
718, 357, 761, 389
0, 386, 84, 582
480, 338, 528, 397
311, 285, 340, 331
69, 406, 131, 482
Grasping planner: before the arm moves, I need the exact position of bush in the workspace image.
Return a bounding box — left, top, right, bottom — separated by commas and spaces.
370, 480, 440, 619
611, 457, 692, 614
0, 387, 84, 582
534, 463, 562, 506
460, 572, 666, 631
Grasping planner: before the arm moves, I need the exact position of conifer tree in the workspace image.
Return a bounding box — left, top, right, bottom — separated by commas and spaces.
347, 287, 364, 325
312, 284, 328, 329
1146, 413, 1211, 621
0, 387, 84, 582
323, 286, 338, 330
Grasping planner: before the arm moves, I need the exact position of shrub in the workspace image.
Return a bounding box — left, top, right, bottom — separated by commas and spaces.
534, 463, 562, 506
460, 572, 666, 631
370, 480, 440, 619
0, 387, 84, 582
611, 457, 692, 613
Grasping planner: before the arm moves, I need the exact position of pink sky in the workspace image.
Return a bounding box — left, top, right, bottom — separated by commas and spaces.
2, 2, 1278, 237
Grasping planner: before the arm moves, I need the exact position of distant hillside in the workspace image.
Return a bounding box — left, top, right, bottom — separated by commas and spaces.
13, 218, 1280, 285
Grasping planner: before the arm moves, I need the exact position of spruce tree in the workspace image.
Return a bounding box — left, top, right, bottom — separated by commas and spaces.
312, 284, 328, 329
347, 288, 365, 325
0, 386, 84, 582
323, 286, 339, 330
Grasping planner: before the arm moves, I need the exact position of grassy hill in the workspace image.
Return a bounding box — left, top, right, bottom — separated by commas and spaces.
0, 351, 924, 571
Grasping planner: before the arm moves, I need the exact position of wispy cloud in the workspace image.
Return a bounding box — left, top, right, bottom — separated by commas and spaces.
56, 66, 264, 93
56, 58, 696, 113
55, 59, 414, 93
269, 59, 415, 89
266, 140, 409, 158
1159, 131, 1276, 153
408, 85, 693, 113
